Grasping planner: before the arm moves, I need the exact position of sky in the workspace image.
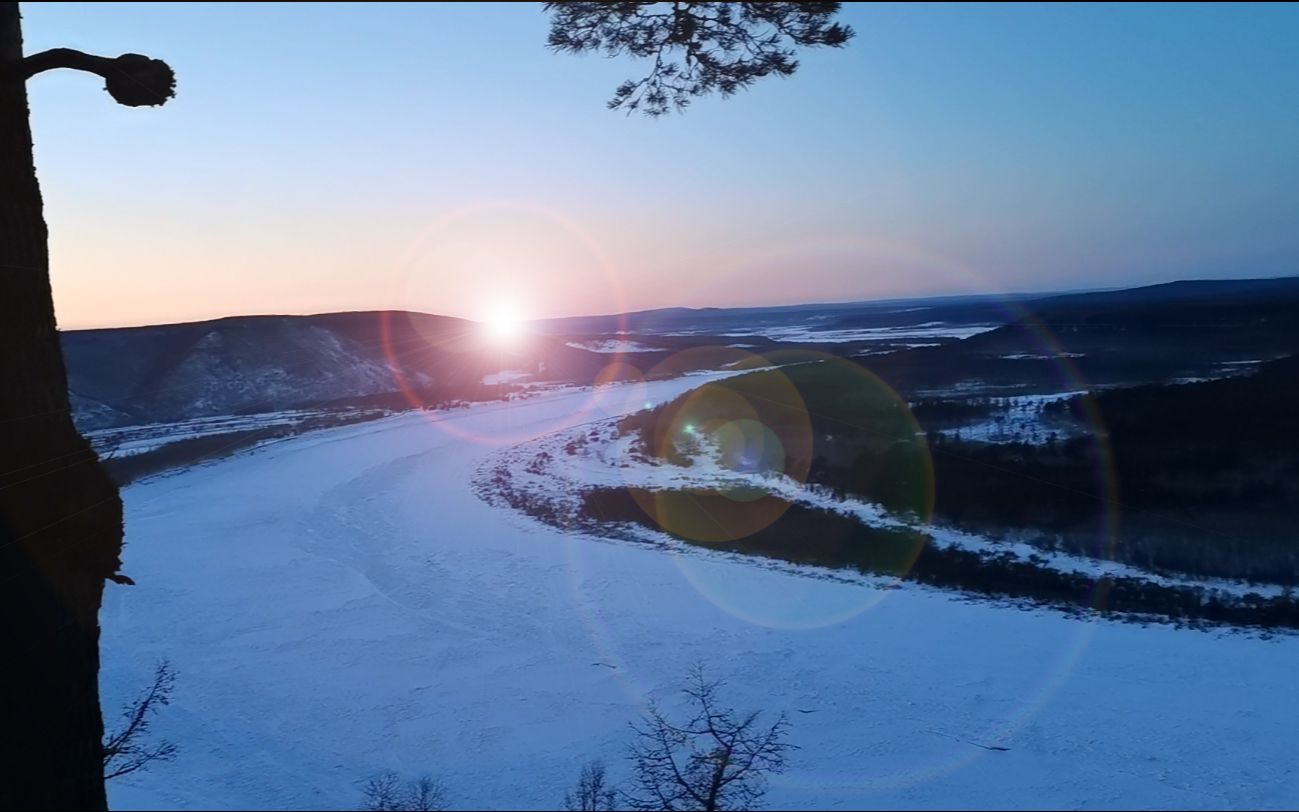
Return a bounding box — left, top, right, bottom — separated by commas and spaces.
21, 2, 1299, 329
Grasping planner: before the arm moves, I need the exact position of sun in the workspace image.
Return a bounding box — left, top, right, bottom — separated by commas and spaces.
482, 305, 524, 344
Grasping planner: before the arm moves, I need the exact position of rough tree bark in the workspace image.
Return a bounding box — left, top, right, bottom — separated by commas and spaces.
1, 3, 126, 807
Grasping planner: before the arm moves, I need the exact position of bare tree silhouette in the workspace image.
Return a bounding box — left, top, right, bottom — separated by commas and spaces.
1, 3, 173, 807
361, 771, 450, 812
625, 664, 794, 811
546, 2, 854, 116
102, 660, 179, 781
564, 759, 619, 811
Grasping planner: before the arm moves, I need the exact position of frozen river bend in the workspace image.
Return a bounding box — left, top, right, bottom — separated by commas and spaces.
104, 373, 1299, 810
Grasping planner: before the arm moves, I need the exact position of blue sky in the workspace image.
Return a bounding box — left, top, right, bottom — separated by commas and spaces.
21, 2, 1299, 327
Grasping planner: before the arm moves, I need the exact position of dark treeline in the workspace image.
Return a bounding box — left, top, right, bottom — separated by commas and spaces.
618, 354, 1299, 587
908, 397, 997, 427
102, 410, 386, 486
104, 429, 281, 486
929, 354, 1299, 583
578, 487, 1299, 630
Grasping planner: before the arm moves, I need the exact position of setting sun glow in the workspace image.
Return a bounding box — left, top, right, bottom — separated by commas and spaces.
482, 306, 524, 344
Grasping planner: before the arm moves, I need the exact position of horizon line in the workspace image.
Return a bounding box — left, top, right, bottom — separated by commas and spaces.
57, 273, 1298, 333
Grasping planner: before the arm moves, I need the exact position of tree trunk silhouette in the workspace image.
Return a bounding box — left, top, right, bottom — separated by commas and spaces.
1, 3, 124, 808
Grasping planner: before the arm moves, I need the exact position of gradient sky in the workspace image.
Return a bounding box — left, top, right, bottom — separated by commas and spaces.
22, 2, 1299, 329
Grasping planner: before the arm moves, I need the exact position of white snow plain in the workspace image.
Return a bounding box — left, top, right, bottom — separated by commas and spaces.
564, 339, 669, 354
480, 370, 532, 386
86, 411, 331, 458
661, 323, 997, 343
103, 373, 1299, 810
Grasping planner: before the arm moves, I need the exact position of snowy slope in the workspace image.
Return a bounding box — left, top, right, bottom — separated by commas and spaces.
102, 374, 1299, 810
63, 311, 611, 428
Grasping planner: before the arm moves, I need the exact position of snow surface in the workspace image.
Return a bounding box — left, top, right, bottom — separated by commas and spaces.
1001, 353, 1085, 360
716, 323, 997, 343
480, 370, 531, 386
103, 374, 1299, 810
564, 339, 668, 354
86, 411, 330, 457
939, 391, 1086, 446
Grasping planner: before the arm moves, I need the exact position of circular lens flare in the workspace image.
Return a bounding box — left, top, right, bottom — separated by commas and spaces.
559, 239, 1123, 796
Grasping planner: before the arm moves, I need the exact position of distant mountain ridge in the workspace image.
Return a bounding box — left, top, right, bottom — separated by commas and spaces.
854, 275, 1299, 394
1028, 276, 1299, 312
535, 292, 1043, 336
63, 275, 1298, 429
960, 276, 1299, 358
535, 277, 1299, 336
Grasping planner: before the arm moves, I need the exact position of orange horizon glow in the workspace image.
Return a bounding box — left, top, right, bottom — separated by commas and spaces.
29, 4, 1297, 332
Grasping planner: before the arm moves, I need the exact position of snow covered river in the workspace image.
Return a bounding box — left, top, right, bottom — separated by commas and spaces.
103, 373, 1299, 809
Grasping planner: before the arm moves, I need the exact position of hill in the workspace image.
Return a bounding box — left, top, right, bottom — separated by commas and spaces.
61, 311, 612, 428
